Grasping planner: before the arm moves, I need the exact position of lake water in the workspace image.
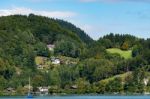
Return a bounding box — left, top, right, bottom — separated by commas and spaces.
1, 96, 150, 99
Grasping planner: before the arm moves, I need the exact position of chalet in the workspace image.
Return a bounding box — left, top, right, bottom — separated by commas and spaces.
37, 87, 49, 95
47, 44, 55, 51
70, 85, 78, 89
51, 57, 60, 65
6, 87, 15, 93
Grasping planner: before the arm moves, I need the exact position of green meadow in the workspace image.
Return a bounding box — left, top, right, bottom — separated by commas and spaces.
107, 48, 132, 59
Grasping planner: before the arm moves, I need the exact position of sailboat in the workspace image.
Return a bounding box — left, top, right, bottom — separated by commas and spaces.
27, 77, 33, 98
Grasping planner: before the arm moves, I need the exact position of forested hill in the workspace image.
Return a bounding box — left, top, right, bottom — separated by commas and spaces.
0, 14, 93, 68
0, 14, 93, 44
56, 19, 93, 44
1, 14, 150, 95
0, 14, 93, 87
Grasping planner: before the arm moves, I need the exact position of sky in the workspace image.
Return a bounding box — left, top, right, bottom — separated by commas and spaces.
0, 0, 150, 40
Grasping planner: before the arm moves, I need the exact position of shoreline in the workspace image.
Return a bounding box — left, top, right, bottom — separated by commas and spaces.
1, 93, 150, 97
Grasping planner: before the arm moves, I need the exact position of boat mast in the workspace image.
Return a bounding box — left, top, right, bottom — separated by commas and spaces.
29, 76, 30, 94
27, 76, 33, 98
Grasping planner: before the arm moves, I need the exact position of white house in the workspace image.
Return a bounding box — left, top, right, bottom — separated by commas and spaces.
51, 57, 60, 65
144, 78, 149, 86
6, 87, 16, 93
47, 44, 55, 51
38, 87, 49, 95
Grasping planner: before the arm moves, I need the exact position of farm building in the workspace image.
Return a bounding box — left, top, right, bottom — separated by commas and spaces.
47, 44, 55, 51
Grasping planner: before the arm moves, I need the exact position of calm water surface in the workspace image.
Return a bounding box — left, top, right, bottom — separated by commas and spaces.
1, 96, 150, 99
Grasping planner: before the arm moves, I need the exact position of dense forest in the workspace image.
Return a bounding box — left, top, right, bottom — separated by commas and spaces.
0, 14, 150, 95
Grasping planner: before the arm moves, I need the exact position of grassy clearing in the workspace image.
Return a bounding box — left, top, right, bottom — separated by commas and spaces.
35, 56, 52, 70
101, 72, 132, 83
106, 48, 132, 59
35, 56, 45, 65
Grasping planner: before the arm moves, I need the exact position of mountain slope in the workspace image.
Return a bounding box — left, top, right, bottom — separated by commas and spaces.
56, 19, 93, 44
0, 14, 92, 69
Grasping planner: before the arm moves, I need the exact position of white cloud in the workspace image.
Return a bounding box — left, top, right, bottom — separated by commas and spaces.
0, 7, 77, 19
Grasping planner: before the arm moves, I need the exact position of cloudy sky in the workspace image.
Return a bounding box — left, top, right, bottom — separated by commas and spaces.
0, 0, 150, 40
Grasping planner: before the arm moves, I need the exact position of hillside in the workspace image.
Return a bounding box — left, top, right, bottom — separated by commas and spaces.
56, 19, 93, 44
1, 15, 150, 95
0, 14, 94, 94
0, 14, 92, 68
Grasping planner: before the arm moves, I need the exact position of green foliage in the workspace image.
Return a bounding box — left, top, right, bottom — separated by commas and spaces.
32, 75, 46, 87
54, 40, 80, 58
121, 41, 129, 50
34, 42, 50, 57
56, 19, 93, 44
102, 33, 138, 48
97, 38, 112, 48
124, 68, 146, 93
1, 15, 150, 95
75, 78, 91, 94
132, 44, 143, 57
0, 76, 7, 90
80, 42, 106, 59
106, 77, 123, 93
78, 58, 115, 83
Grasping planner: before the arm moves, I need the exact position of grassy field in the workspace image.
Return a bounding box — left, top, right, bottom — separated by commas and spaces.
35, 56, 46, 65
106, 48, 132, 59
